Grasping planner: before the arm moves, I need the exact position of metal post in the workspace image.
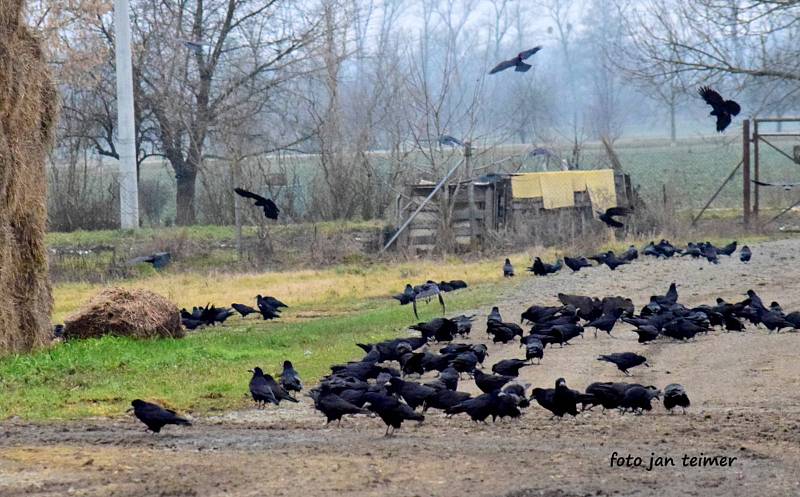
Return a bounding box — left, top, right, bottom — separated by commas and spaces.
465, 141, 476, 247
231, 159, 243, 260
742, 119, 751, 228
753, 119, 760, 220
114, 0, 139, 229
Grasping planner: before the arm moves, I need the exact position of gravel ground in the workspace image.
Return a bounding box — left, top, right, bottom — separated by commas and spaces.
3, 238, 800, 497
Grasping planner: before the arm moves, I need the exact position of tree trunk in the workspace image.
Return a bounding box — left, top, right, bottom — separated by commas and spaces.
175, 166, 197, 226
669, 99, 677, 145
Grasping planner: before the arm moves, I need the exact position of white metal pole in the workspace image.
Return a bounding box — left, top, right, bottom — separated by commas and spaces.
114, 0, 140, 229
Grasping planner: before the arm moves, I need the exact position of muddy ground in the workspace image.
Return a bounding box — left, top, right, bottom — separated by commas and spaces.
3, 239, 800, 497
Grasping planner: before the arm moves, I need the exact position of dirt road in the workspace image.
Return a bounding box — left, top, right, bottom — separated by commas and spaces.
3, 239, 800, 497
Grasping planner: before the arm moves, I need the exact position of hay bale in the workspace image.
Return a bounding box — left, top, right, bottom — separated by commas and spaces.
0, 0, 58, 353
64, 288, 184, 340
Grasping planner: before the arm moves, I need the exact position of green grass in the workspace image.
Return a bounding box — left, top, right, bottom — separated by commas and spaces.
0, 284, 503, 420
45, 221, 385, 248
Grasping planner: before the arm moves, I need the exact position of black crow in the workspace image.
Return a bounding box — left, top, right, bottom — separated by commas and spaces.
620, 245, 639, 261
597, 353, 649, 376
752, 179, 800, 191
717, 241, 737, 256
129, 399, 191, 433
248, 367, 279, 407
234, 187, 280, 219
425, 366, 460, 391
473, 369, 514, 393
489, 46, 542, 74
264, 368, 299, 404
438, 135, 463, 147
232, 303, 258, 318
446, 392, 498, 422
586, 309, 623, 338
598, 207, 632, 228
529, 257, 562, 276
393, 284, 416, 305
663, 383, 690, 414
631, 325, 660, 343
362, 392, 424, 436
385, 378, 437, 411
452, 314, 476, 337
525, 338, 544, 363
280, 360, 303, 395
663, 318, 704, 340
411, 282, 446, 318
503, 258, 515, 277
312, 384, 368, 425
491, 359, 531, 377
257, 295, 288, 309
653, 283, 679, 307
564, 256, 592, 272
450, 351, 479, 375
423, 388, 471, 412
520, 304, 562, 324
740, 245, 751, 263
487, 306, 503, 326
411, 317, 458, 342
530, 378, 578, 418
127, 251, 171, 270
620, 385, 660, 414
698, 86, 741, 132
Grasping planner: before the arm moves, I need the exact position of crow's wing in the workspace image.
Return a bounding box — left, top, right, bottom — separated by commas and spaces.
519, 46, 543, 60
724, 99, 741, 116
234, 187, 266, 202
489, 58, 516, 74
753, 179, 800, 188
261, 198, 280, 219
698, 86, 724, 107
716, 112, 732, 132
605, 206, 632, 217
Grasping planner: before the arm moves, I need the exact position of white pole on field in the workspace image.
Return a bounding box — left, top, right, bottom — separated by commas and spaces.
114, 0, 140, 229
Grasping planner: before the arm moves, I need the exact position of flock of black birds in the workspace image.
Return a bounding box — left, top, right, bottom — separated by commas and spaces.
128, 45, 753, 438
180, 294, 288, 330
503, 239, 750, 279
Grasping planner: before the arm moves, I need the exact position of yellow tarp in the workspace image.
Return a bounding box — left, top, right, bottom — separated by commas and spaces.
510, 170, 617, 212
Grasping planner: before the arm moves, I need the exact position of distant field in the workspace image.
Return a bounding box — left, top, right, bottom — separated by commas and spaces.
81, 134, 800, 225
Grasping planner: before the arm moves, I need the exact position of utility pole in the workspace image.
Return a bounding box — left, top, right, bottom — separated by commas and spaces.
465, 141, 477, 248
114, 0, 140, 229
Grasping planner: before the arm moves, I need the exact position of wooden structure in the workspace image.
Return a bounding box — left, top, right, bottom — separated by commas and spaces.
398, 170, 633, 252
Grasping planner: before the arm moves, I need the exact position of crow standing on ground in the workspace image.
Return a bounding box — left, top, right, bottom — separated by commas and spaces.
698, 86, 741, 132
248, 367, 279, 407
234, 187, 280, 219
663, 383, 690, 414
530, 378, 578, 418
489, 46, 542, 74
280, 360, 303, 395
564, 256, 592, 272
740, 245, 752, 263
311, 384, 368, 425
362, 392, 424, 437
232, 303, 258, 318
503, 258, 515, 277
129, 399, 192, 433
597, 352, 649, 376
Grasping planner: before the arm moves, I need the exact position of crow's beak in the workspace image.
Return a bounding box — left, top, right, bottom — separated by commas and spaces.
644, 363, 651, 367
247, 369, 254, 373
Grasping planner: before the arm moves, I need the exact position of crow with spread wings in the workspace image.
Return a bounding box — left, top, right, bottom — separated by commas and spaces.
698, 86, 741, 132
234, 187, 280, 220
598, 206, 632, 229
489, 46, 542, 74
